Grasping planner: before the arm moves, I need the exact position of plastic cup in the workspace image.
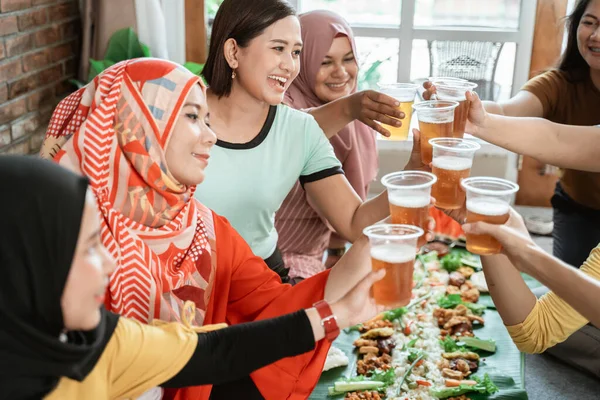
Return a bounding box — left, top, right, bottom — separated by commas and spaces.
430, 138, 481, 210
461, 177, 519, 255
378, 83, 419, 141
431, 79, 478, 138
428, 76, 468, 83
363, 224, 424, 307
413, 100, 459, 165
381, 171, 436, 248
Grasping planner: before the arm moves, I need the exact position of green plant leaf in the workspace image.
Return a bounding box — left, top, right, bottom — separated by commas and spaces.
104, 27, 146, 62
141, 42, 152, 58
68, 78, 86, 90
359, 59, 383, 90
183, 62, 205, 76
88, 59, 115, 81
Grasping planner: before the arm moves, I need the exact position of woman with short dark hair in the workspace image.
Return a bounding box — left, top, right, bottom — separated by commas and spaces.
197, 0, 426, 283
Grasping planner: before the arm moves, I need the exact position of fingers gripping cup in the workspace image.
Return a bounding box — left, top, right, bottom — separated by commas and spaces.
431, 79, 478, 139
413, 100, 459, 165
363, 224, 423, 307
461, 177, 519, 255
378, 83, 419, 141
382, 171, 436, 249
430, 138, 481, 210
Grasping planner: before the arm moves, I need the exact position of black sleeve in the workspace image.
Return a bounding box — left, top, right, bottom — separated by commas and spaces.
299, 166, 345, 187
161, 310, 316, 388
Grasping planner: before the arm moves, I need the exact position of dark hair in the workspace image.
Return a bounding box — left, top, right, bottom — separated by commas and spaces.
557, 0, 592, 81
202, 0, 296, 97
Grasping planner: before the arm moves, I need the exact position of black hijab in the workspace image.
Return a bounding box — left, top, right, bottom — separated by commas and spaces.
0, 155, 119, 399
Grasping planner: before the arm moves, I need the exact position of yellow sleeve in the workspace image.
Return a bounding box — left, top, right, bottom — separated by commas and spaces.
506, 245, 600, 353
107, 318, 198, 399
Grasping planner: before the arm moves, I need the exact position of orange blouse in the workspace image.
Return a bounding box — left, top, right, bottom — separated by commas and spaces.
166, 211, 332, 400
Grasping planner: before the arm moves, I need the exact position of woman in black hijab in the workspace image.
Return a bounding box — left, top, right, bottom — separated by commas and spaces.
0, 155, 384, 400
0, 155, 119, 399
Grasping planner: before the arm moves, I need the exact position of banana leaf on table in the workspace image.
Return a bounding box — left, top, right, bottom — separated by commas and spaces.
310, 295, 528, 399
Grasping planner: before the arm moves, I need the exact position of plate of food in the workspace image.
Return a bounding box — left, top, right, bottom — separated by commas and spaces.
312, 247, 527, 400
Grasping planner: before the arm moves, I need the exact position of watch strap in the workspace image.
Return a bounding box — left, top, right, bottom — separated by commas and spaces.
313, 300, 340, 342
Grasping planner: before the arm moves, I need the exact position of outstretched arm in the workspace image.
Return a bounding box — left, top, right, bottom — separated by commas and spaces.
465, 91, 600, 172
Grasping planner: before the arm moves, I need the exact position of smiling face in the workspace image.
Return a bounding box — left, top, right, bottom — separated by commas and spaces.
578, 0, 600, 71
231, 16, 303, 105
165, 84, 217, 186
61, 190, 115, 331
313, 36, 358, 103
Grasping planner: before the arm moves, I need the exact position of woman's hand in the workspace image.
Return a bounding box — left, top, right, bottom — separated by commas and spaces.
423, 84, 488, 137
464, 91, 489, 137
403, 129, 431, 172
331, 270, 386, 328
422, 81, 436, 100
441, 200, 467, 225
347, 90, 404, 137
462, 207, 538, 271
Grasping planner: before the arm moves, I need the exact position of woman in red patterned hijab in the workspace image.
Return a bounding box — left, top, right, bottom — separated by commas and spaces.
40, 58, 375, 400
41, 58, 215, 325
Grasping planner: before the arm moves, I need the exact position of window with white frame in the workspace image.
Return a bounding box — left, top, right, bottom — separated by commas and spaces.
290, 0, 538, 101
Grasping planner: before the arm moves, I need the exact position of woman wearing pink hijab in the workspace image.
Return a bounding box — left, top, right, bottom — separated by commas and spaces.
276, 10, 379, 284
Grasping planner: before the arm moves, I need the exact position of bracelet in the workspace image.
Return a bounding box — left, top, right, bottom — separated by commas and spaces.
327, 247, 346, 257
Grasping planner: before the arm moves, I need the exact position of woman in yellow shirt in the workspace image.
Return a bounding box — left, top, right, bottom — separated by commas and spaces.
0, 155, 385, 399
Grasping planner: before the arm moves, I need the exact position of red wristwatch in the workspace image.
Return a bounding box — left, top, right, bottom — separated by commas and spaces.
313, 300, 340, 342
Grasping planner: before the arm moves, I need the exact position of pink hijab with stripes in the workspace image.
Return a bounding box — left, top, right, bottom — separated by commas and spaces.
285, 10, 378, 196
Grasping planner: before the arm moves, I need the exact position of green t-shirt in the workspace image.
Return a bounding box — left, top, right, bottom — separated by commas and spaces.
195, 104, 343, 259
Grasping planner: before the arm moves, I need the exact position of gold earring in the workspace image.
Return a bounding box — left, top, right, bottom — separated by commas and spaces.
231, 70, 236, 79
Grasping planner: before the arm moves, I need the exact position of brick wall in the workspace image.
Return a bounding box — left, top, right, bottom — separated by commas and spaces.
0, 0, 80, 155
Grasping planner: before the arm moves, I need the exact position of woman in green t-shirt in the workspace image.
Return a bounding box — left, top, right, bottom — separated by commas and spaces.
196, 0, 427, 281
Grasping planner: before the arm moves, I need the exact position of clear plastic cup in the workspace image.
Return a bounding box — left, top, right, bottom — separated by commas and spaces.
381, 171, 436, 248
413, 100, 459, 165
378, 83, 419, 141
430, 138, 481, 210
461, 177, 519, 255
431, 79, 478, 138
428, 76, 468, 83
363, 224, 424, 307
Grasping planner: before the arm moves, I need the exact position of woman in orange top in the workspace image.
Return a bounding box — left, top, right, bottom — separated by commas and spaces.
39, 58, 379, 400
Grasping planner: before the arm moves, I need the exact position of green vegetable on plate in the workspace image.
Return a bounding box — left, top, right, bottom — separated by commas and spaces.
461, 336, 497, 353
438, 294, 486, 316
430, 373, 499, 398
